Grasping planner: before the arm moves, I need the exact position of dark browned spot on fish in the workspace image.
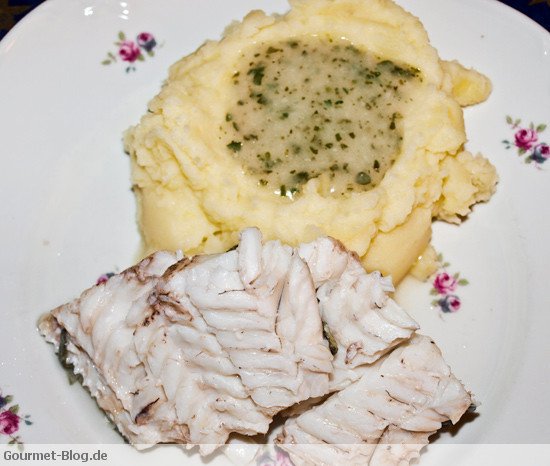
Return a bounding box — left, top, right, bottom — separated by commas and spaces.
135, 398, 160, 425
329, 237, 348, 254
154, 292, 194, 321
141, 307, 159, 326
349, 249, 362, 263
126, 255, 155, 282
327, 236, 362, 263
150, 300, 163, 314
164, 256, 193, 276
274, 432, 296, 445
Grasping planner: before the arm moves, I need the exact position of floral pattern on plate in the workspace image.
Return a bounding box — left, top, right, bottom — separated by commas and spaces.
256, 445, 293, 466
0, 390, 33, 450
102, 31, 160, 72
430, 254, 469, 314
503, 116, 548, 166
96, 272, 115, 284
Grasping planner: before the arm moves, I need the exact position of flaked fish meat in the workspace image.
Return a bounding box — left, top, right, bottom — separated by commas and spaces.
275, 335, 473, 465
39, 227, 471, 463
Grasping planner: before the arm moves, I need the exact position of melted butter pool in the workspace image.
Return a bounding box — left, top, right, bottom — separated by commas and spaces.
222, 38, 421, 198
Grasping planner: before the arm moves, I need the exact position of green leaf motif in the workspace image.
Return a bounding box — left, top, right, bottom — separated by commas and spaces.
137, 54, 145, 62
9, 404, 19, 414
118, 31, 125, 41
101, 60, 111, 65
429, 288, 439, 296
458, 279, 469, 286
506, 115, 512, 124
536, 124, 547, 133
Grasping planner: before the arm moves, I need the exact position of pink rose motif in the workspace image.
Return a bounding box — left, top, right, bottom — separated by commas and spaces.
438, 294, 461, 313
256, 448, 293, 466
528, 143, 550, 164
538, 143, 550, 158
0, 410, 20, 436
514, 128, 538, 151
96, 272, 114, 285
275, 451, 293, 466
118, 40, 141, 63
137, 32, 156, 52
433, 272, 458, 294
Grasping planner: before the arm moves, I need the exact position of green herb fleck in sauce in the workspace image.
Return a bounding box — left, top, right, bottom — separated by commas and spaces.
227, 141, 242, 152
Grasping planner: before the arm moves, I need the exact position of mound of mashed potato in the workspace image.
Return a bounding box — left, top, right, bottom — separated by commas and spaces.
124, 0, 497, 284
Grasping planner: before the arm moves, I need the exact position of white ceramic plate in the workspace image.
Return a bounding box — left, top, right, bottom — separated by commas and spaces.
1, 0, 549, 464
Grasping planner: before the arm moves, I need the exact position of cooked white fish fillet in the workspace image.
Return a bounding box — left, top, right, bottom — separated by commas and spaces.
39, 227, 421, 454
39, 250, 190, 446
157, 228, 333, 415
39, 248, 274, 453
276, 335, 473, 466
298, 236, 419, 390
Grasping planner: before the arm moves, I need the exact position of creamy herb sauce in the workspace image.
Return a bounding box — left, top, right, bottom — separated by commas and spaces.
222, 38, 420, 197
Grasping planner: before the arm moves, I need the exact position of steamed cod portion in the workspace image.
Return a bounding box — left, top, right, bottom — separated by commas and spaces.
39, 228, 427, 455
276, 335, 473, 466
124, 0, 497, 284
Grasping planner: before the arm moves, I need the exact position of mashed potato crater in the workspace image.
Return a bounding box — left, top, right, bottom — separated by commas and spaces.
222, 38, 421, 197
124, 0, 497, 284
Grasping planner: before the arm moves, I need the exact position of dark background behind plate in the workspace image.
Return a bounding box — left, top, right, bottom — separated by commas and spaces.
1, 0, 549, 41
